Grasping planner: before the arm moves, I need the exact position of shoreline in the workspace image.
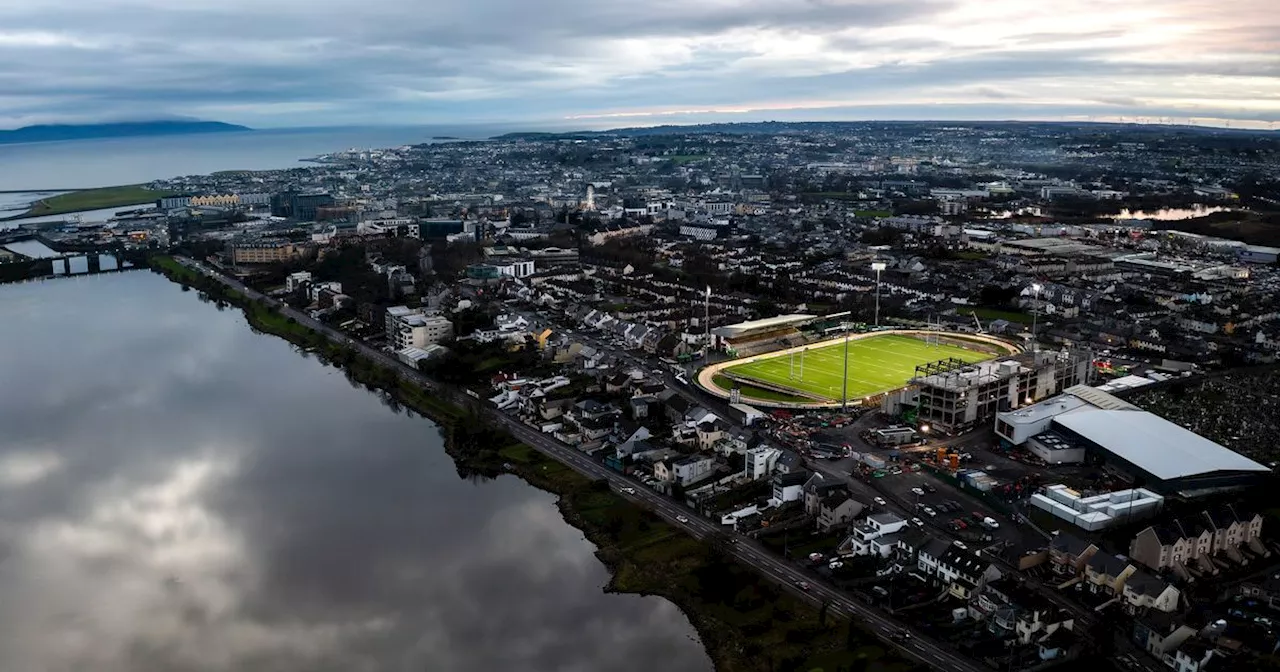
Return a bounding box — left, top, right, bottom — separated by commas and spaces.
147, 255, 903, 672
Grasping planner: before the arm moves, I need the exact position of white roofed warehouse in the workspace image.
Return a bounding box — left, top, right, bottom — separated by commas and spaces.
996, 386, 1269, 498
1051, 408, 1269, 497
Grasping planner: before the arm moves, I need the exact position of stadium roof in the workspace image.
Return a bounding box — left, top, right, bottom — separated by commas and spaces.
712, 314, 816, 338
1053, 409, 1269, 481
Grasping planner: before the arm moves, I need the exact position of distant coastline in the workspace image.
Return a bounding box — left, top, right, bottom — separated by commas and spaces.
0, 120, 251, 146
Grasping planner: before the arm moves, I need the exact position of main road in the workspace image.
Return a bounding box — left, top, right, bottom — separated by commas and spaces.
175, 257, 986, 672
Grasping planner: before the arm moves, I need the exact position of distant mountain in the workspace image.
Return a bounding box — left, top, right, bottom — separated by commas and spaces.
0, 120, 252, 145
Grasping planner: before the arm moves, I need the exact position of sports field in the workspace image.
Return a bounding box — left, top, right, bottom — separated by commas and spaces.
721, 333, 993, 402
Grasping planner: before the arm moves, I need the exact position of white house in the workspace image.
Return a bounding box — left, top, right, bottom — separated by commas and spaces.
849, 512, 909, 557
771, 471, 808, 506
671, 454, 717, 486
285, 271, 313, 293
743, 446, 781, 480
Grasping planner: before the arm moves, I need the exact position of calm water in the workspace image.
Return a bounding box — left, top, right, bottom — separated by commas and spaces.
0, 125, 537, 191
0, 272, 710, 672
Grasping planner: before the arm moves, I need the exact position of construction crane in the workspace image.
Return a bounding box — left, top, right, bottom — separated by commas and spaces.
970, 311, 986, 334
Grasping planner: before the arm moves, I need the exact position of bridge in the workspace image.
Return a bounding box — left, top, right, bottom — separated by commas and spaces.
0, 240, 148, 284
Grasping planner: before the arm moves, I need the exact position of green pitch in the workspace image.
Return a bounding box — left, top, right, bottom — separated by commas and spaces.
723, 334, 992, 401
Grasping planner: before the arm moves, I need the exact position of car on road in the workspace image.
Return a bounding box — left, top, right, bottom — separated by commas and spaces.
676, 515, 689, 524
620, 487, 636, 494
889, 630, 912, 642
922, 506, 937, 517
873, 497, 887, 506
795, 581, 811, 591
911, 487, 925, 496
910, 517, 924, 527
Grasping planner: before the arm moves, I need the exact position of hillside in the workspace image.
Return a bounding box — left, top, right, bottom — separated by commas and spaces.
0, 120, 251, 145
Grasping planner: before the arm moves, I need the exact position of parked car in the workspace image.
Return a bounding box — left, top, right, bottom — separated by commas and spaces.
873, 497, 887, 506
911, 487, 925, 496
922, 506, 937, 517
922, 484, 936, 493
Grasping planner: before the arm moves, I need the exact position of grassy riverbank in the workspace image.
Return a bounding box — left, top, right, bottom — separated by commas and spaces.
5, 184, 175, 220
148, 255, 921, 672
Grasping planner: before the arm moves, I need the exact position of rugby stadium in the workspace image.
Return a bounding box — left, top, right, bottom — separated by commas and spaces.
698, 324, 1020, 408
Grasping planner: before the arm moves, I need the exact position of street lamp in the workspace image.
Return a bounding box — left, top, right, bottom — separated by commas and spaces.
1030, 283, 1043, 351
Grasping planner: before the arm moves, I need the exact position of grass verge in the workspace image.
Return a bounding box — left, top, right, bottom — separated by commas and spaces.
969, 307, 1033, 325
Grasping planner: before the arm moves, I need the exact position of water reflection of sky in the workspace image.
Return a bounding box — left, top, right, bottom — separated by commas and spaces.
0, 272, 711, 672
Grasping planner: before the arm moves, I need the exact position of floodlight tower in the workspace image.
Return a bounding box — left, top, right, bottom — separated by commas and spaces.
871, 261, 887, 328
1030, 283, 1043, 352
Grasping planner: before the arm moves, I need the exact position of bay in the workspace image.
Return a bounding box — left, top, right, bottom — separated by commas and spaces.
0, 124, 545, 191
0, 271, 711, 672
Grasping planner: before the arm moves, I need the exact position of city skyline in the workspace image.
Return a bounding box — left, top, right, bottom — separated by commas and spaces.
0, 0, 1278, 130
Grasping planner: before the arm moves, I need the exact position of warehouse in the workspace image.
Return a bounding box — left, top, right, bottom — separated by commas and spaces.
1052, 408, 1270, 496
995, 385, 1270, 497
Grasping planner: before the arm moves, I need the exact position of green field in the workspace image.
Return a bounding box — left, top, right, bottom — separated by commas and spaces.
6, 184, 176, 220
723, 334, 992, 402
970, 306, 1034, 324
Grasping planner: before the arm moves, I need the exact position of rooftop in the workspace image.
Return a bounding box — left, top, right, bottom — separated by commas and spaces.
998, 394, 1089, 426
711, 314, 816, 338
1053, 408, 1269, 481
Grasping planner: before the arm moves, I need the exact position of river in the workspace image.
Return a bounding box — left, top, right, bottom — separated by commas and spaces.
0, 271, 711, 672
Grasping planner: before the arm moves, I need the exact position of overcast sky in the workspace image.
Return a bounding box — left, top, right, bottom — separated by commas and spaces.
1, 0, 1278, 129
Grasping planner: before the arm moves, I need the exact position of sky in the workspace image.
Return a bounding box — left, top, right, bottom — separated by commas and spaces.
0, 0, 1278, 130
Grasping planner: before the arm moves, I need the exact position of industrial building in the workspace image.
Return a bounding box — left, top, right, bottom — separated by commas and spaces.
1031, 484, 1165, 532
891, 349, 1092, 434
996, 386, 1270, 497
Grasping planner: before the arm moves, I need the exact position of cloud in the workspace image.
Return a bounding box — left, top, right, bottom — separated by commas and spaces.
0, 0, 1276, 127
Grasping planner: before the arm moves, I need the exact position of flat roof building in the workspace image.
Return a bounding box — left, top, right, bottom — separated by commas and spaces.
1052, 408, 1269, 495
